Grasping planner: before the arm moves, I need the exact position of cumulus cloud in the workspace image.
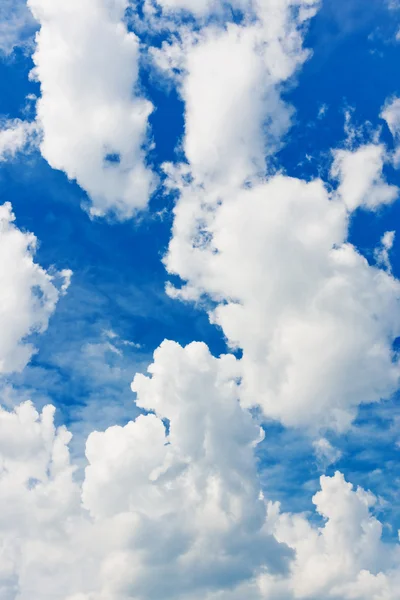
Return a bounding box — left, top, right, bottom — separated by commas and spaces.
1, 1, 399, 598
331, 144, 398, 210
158, 3, 400, 434
27, 0, 156, 219
165, 171, 400, 431
0, 202, 71, 374
153, 0, 319, 187
0, 342, 399, 599
0, 342, 290, 599
263, 471, 400, 599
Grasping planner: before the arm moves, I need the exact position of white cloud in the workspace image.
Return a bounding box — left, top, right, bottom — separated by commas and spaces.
313, 438, 342, 470
157, 3, 400, 434
27, 0, 156, 219
165, 170, 400, 431
153, 0, 319, 188
375, 230, 396, 273
0, 0, 36, 55
0, 342, 290, 599
331, 144, 398, 211
0, 119, 39, 162
382, 97, 400, 138
263, 471, 400, 599
1, 2, 399, 598
0, 343, 399, 599
381, 97, 400, 166
0, 202, 71, 374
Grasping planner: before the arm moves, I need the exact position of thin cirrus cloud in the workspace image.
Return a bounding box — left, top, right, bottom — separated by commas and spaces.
0, 1, 399, 599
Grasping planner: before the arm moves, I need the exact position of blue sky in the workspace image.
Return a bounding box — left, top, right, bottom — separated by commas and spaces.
1, 1, 400, 599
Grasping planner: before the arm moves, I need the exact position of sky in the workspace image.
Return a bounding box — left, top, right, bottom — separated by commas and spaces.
1, 0, 400, 598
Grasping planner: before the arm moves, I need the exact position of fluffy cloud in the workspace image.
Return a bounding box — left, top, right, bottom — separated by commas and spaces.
165, 169, 400, 431
153, 0, 319, 187
263, 471, 400, 599
331, 144, 398, 210
0, 202, 71, 374
1, 2, 399, 598
0, 120, 39, 162
27, 0, 156, 219
0, 341, 399, 600
158, 3, 400, 433
375, 230, 396, 273
0, 342, 289, 599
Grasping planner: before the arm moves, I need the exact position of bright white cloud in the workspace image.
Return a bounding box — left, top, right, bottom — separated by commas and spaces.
0, 202, 71, 375
375, 230, 396, 273
165, 170, 400, 431
331, 144, 398, 211
0, 342, 289, 599
0, 119, 39, 162
1, 1, 399, 597
27, 0, 156, 219
153, 0, 319, 187
158, 2, 400, 433
382, 97, 400, 138
0, 342, 399, 599
152, 0, 218, 15
263, 471, 400, 599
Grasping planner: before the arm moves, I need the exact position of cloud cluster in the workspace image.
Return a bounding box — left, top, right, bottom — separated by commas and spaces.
0, 1, 400, 598
165, 164, 400, 431
0, 202, 70, 374
27, 0, 156, 218
160, 2, 400, 433
0, 341, 399, 599
263, 471, 400, 599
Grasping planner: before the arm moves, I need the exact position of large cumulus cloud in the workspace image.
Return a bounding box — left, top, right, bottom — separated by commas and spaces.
0, 341, 399, 599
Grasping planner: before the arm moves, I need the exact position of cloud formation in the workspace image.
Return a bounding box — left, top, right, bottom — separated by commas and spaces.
27, 0, 156, 219
165, 165, 400, 431
0, 202, 70, 374
160, 3, 400, 432
154, 0, 319, 187
0, 342, 399, 599
0, 120, 39, 162
0, 1, 399, 598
